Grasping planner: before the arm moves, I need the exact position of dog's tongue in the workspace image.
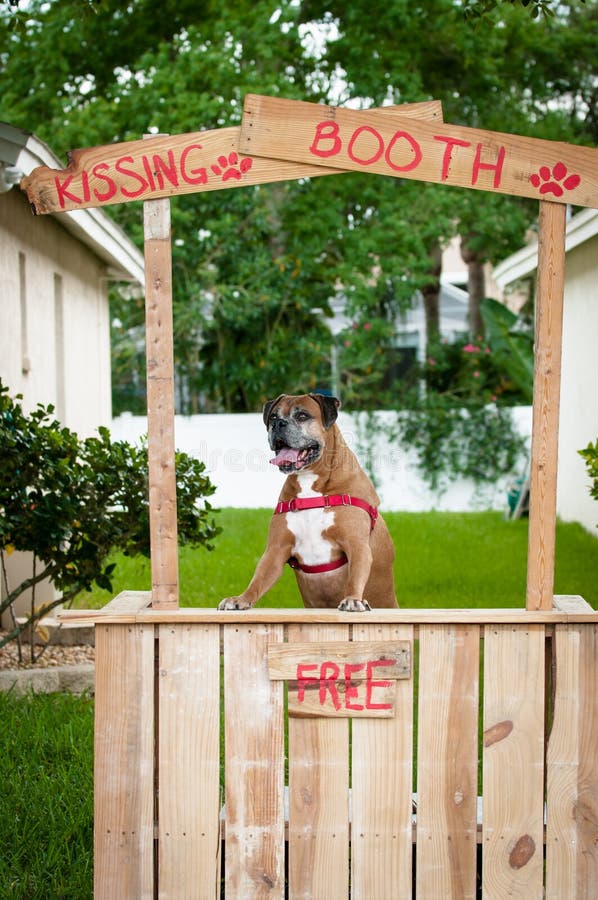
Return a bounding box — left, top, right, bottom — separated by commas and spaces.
270, 447, 301, 467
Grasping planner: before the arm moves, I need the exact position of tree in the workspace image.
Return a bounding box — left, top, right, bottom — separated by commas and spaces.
0, 382, 219, 654
1, 0, 596, 410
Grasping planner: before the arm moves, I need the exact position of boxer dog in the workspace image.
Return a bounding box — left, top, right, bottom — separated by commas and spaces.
218, 393, 397, 611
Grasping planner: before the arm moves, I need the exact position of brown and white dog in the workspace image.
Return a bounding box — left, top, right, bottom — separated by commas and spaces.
218, 393, 397, 611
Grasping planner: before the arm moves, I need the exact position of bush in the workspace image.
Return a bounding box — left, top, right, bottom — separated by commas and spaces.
0, 381, 220, 652
579, 440, 598, 525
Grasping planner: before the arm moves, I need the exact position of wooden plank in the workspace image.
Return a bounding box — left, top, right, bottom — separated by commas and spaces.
287, 622, 350, 900
57, 589, 152, 621
94, 623, 155, 900
57, 605, 598, 626
223, 624, 285, 899
288, 678, 396, 718
526, 201, 567, 611
351, 623, 414, 899
552, 594, 595, 614
268, 639, 411, 679
239, 95, 598, 208
158, 624, 220, 899
144, 180, 179, 609
416, 625, 480, 899
482, 625, 545, 898
546, 624, 598, 898
20, 102, 442, 213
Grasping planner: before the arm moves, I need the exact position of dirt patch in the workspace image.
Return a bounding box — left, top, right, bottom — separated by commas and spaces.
0, 632, 95, 670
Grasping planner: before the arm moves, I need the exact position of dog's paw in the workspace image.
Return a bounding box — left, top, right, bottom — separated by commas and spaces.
337, 597, 372, 612
217, 596, 253, 611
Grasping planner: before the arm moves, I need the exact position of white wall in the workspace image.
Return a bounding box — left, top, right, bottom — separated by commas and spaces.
111, 407, 532, 513
557, 234, 598, 533
0, 187, 111, 435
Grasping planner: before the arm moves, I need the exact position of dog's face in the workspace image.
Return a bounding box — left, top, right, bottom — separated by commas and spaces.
264, 393, 340, 473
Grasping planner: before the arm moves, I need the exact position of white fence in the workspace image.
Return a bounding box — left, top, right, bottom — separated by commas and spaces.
111, 407, 532, 512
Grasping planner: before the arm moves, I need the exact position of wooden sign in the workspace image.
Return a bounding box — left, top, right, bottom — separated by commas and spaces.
268, 640, 411, 718
20, 101, 442, 215
239, 94, 598, 209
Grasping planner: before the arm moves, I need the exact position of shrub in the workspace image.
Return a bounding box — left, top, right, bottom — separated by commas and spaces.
0, 381, 220, 653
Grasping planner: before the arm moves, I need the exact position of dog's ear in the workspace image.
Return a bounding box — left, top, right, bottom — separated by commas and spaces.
310, 393, 340, 429
263, 395, 285, 427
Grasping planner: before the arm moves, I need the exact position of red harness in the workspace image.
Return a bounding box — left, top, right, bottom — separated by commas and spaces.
274, 493, 378, 574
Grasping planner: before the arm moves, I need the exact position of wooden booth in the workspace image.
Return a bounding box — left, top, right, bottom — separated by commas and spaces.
22, 95, 598, 898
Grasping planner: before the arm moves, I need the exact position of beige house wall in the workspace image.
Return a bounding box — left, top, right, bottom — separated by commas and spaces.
557, 234, 598, 533
494, 209, 598, 535
0, 186, 111, 435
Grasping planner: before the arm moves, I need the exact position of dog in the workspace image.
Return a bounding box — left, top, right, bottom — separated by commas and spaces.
218, 393, 397, 611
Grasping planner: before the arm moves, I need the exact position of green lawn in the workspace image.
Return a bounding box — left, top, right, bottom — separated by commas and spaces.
75, 509, 598, 610
0, 691, 94, 899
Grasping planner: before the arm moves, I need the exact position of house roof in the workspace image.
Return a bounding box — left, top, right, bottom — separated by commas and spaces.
493, 207, 598, 288
0, 122, 145, 285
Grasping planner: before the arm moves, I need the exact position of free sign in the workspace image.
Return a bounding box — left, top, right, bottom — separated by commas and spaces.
267, 640, 411, 718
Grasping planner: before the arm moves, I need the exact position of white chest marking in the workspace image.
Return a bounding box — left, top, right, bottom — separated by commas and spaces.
286, 473, 335, 565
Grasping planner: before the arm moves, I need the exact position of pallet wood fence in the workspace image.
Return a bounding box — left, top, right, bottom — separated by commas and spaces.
22, 92, 598, 897
74, 594, 598, 899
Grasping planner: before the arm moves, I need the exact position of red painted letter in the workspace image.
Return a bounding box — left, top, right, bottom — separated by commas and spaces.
152, 150, 179, 190
115, 155, 149, 198
434, 135, 471, 180
472, 142, 505, 188
92, 163, 117, 203
384, 130, 423, 172
296, 664, 319, 703
319, 661, 341, 710
180, 144, 208, 185
54, 174, 81, 209
344, 663, 364, 711
348, 125, 384, 166
365, 659, 394, 710
310, 121, 342, 158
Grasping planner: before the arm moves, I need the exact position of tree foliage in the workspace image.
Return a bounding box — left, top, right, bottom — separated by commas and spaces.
1, 0, 596, 412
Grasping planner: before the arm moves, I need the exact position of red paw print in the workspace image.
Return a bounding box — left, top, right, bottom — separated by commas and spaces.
530, 162, 581, 197
211, 152, 253, 182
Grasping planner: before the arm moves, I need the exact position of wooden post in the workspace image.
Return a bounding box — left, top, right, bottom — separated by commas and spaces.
144, 138, 179, 609
526, 201, 567, 611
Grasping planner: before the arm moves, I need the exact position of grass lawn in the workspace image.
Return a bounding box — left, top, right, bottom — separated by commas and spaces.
75, 508, 598, 610
0, 691, 94, 899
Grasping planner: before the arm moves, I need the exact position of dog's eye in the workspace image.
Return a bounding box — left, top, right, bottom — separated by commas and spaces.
295, 411, 311, 422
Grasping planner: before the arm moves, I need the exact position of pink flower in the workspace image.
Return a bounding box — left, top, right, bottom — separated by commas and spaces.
463, 343, 475, 353
473, 371, 480, 378
428, 357, 436, 366
363, 322, 372, 331
344, 340, 351, 348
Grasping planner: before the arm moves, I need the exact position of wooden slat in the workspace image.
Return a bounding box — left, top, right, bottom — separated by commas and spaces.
158, 624, 220, 898
546, 624, 598, 898
20, 102, 442, 213
526, 201, 567, 611
287, 622, 350, 900
416, 625, 480, 899
482, 625, 545, 898
351, 623, 414, 899
144, 182, 179, 609
552, 594, 595, 614
288, 679, 396, 718
223, 624, 285, 899
239, 95, 598, 208
57, 605, 598, 626
94, 624, 155, 900
268, 639, 411, 679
